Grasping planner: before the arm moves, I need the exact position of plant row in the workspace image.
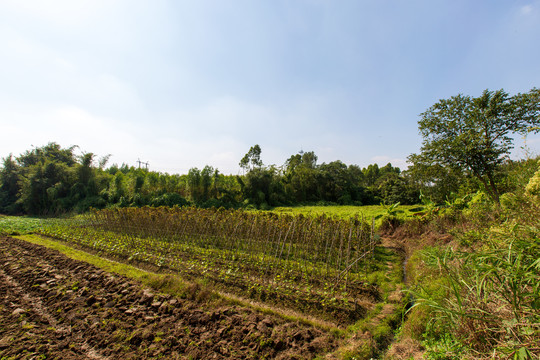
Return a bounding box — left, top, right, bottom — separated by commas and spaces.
40, 207, 381, 323
90, 207, 376, 280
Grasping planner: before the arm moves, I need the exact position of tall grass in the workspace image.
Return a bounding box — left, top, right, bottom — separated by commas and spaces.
409, 180, 540, 359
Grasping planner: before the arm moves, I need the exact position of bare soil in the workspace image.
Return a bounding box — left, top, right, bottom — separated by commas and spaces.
0, 236, 335, 359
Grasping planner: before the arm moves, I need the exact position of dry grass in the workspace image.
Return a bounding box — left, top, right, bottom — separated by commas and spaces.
383, 338, 424, 360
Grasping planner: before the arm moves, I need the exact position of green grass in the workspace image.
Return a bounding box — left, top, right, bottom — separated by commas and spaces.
0, 216, 52, 235
270, 204, 420, 226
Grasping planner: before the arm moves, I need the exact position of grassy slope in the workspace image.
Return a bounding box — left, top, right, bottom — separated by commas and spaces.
384, 195, 540, 359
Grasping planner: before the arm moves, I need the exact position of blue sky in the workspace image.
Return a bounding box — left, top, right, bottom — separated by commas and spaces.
1, 0, 539, 174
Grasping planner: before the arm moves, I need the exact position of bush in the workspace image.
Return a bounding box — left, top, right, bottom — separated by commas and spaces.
75, 196, 107, 213
150, 193, 190, 208
525, 160, 540, 199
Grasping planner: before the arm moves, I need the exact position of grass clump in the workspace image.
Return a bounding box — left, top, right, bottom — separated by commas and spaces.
408, 241, 539, 358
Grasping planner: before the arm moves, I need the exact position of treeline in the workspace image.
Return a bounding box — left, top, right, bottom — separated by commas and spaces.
2, 87, 538, 215
0, 142, 421, 215
236, 145, 419, 208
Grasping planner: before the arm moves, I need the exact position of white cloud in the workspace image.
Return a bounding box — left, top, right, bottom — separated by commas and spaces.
0, 25, 74, 72
140, 136, 248, 175
2, 1, 538, 177
0, 0, 119, 27
0, 103, 137, 163
108, 93, 350, 174
521, 5, 534, 15
0, 20, 144, 113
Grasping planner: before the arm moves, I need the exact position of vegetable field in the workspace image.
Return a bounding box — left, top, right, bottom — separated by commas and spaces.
0, 216, 47, 235
41, 207, 381, 324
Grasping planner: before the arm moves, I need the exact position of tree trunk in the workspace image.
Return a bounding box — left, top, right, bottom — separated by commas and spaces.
486, 172, 500, 203
476, 172, 500, 203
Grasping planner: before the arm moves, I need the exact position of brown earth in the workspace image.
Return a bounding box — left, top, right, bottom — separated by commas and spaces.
0, 236, 336, 359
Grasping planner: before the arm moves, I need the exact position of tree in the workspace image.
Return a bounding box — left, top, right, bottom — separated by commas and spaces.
18, 160, 73, 214
17, 142, 77, 167
376, 172, 420, 205
318, 161, 352, 203
362, 164, 380, 187
404, 160, 466, 204
0, 154, 21, 213
200, 165, 214, 202
409, 88, 540, 202
187, 167, 202, 203
239, 145, 263, 172
287, 165, 319, 202
13, 143, 81, 214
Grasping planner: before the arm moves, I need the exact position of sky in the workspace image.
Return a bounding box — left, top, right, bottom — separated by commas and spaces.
1, 0, 540, 175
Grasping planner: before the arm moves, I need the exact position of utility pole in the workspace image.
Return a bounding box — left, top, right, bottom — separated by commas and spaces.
137, 159, 149, 169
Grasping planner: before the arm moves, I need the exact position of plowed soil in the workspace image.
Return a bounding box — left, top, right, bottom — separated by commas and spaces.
0, 236, 335, 359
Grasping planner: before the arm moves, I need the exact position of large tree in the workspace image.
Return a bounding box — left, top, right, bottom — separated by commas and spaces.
239, 144, 263, 172
409, 88, 540, 202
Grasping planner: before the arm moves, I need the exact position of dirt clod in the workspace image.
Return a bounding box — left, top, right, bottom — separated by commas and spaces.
0, 236, 335, 359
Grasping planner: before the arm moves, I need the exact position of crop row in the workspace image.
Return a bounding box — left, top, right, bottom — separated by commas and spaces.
92, 207, 376, 276
40, 207, 380, 323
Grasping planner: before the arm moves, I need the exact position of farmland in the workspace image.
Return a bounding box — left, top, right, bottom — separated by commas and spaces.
0, 206, 406, 359
1, 85, 538, 359
270, 204, 419, 222
40, 207, 398, 324
0, 236, 335, 359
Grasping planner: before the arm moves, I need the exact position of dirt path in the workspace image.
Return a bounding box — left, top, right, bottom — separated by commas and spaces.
0, 236, 335, 359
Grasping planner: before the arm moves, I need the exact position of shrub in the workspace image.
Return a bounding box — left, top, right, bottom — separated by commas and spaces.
524, 160, 540, 199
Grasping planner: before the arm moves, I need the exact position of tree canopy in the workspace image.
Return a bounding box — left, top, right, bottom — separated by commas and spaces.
409, 88, 540, 202
239, 144, 262, 172
1, 142, 420, 214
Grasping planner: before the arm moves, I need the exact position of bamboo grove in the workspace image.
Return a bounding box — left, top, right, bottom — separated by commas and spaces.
41, 206, 380, 323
